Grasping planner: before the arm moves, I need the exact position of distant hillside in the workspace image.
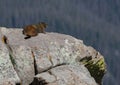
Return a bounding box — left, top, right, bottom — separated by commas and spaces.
0, 0, 120, 85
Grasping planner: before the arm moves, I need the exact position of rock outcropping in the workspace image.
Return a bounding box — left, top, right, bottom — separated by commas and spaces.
0, 27, 106, 85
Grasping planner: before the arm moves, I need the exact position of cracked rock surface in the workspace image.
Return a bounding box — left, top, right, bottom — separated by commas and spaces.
0, 27, 106, 85
33, 65, 97, 85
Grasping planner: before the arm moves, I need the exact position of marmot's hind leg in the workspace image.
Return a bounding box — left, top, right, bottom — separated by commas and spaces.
24, 36, 31, 39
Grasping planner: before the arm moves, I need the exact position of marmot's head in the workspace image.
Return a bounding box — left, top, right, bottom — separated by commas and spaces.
38, 22, 47, 28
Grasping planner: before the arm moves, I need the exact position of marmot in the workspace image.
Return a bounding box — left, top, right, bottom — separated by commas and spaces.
22, 22, 47, 39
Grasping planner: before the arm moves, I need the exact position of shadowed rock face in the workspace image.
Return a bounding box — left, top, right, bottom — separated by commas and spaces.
0, 27, 106, 85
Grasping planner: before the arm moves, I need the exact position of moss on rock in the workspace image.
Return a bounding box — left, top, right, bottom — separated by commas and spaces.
80, 56, 106, 85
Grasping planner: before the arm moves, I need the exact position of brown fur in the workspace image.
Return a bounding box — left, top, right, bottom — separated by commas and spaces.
23, 22, 47, 39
